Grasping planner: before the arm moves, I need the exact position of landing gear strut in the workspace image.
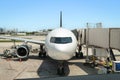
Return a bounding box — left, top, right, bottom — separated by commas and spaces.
39, 44, 46, 58
76, 45, 83, 58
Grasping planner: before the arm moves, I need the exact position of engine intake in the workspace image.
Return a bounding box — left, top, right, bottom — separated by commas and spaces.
16, 45, 29, 58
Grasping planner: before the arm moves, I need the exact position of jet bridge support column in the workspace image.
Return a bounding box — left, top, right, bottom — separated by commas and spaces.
108, 48, 116, 61
85, 23, 90, 63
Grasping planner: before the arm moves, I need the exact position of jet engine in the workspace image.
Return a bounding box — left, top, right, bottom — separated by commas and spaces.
16, 45, 30, 58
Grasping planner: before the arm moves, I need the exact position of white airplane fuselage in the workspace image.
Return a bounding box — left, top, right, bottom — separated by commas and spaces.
45, 28, 77, 60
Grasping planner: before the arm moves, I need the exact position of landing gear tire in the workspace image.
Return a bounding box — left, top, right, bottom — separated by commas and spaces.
76, 52, 83, 58
39, 51, 46, 58
57, 67, 65, 76
90, 63, 95, 68
90, 62, 98, 68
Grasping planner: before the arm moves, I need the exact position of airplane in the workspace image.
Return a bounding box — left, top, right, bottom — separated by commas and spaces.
0, 11, 83, 75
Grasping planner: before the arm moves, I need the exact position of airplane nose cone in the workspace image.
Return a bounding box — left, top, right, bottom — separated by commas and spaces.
55, 44, 70, 53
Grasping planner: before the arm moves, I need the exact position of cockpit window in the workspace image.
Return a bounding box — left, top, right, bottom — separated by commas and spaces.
50, 37, 72, 44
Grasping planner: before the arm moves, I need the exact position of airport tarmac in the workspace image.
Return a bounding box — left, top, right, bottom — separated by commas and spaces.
0, 42, 98, 80
0, 36, 120, 80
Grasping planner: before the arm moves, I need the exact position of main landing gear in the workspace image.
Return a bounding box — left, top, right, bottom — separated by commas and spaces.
39, 45, 46, 58
76, 45, 83, 58
76, 52, 83, 58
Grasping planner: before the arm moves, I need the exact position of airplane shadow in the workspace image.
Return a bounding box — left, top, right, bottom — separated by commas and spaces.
35, 56, 98, 79
37, 58, 70, 78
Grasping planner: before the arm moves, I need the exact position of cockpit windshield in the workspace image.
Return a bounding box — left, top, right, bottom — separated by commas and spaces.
50, 37, 72, 44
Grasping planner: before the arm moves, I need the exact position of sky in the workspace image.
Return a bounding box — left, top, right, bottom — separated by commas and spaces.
0, 0, 120, 31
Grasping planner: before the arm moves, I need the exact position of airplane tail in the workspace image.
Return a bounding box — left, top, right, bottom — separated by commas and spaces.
60, 11, 62, 28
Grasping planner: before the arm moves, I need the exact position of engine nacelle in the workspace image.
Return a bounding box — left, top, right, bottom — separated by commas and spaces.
16, 45, 30, 58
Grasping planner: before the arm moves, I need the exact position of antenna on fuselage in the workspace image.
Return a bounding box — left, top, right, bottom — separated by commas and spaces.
60, 11, 62, 28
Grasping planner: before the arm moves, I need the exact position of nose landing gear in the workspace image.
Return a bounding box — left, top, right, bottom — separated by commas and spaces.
57, 64, 65, 76
57, 62, 66, 76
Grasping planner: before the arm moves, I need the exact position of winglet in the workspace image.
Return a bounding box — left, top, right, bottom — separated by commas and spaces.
60, 11, 62, 28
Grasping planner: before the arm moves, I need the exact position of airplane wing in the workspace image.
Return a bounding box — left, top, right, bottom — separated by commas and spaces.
0, 36, 45, 45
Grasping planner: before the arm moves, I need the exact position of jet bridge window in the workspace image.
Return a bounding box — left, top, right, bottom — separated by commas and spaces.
50, 37, 72, 44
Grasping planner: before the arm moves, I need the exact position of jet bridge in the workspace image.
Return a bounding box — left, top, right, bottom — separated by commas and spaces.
86, 28, 120, 63
78, 28, 120, 71
78, 28, 120, 50
87, 28, 120, 50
